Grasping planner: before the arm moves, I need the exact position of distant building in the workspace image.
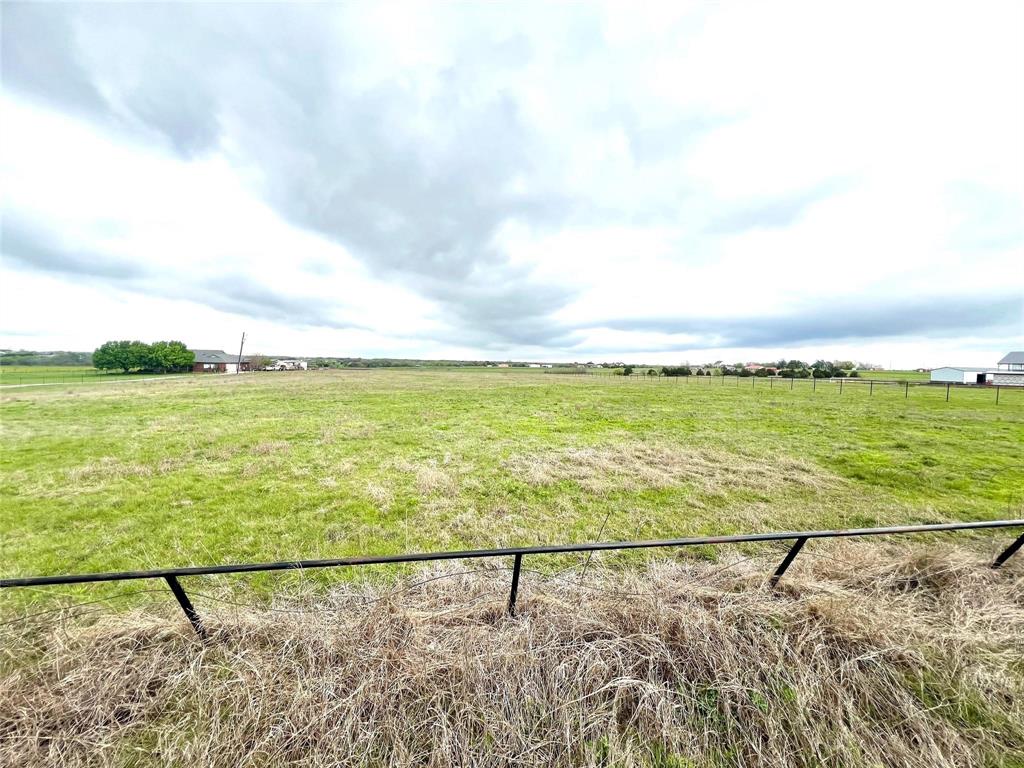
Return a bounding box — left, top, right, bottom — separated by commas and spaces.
929, 352, 1024, 386
190, 349, 249, 373
929, 367, 989, 385
993, 352, 1024, 386
997, 351, 1024, 371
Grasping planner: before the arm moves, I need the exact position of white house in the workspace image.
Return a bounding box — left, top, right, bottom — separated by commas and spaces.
992, 351, 1024, 386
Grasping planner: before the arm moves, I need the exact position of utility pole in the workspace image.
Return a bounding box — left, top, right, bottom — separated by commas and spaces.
236, 331, 246, 374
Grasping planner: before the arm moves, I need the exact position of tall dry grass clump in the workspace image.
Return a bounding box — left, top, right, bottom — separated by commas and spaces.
2, 542, 1022, 767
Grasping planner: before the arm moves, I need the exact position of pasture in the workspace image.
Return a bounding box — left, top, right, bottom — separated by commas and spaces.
2, 369, 1022, 599
3, 368, 1023, 767
0, 365, 106, 385
0, 365, 194, 386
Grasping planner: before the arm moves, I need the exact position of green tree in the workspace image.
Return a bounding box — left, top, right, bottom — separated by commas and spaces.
92, 341, 120, 372
622, 365, 634, 376
148, 341, 193, 372
165, 341, 194, 372
93, 340, 143, 373
93, 340, 193, 373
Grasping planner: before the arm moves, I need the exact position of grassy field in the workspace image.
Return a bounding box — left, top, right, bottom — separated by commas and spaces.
2, 369, 1022, 597
0, 365, 198, 386
0, 365, 105, 385
3, 368, 1023, 767
868, 369, 931, 381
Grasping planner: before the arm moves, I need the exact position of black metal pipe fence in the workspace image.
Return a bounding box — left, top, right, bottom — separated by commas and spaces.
3, 520, 1022, 640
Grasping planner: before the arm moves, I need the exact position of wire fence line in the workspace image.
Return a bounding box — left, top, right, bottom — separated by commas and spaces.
3, 520, 1022, 640
547, 371, 1023, 403
0, 372, 201, 388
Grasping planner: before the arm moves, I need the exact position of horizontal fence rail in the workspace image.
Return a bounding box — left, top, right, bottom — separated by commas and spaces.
3, 520, 1022, 639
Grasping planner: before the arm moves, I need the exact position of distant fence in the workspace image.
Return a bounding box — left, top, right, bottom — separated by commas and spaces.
556, 372, 1021, 403
3, 520, 1021, 640
0, 371, 200, 387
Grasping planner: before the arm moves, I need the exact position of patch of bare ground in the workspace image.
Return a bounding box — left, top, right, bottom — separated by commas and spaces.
504, 442, 837, 495
2, 542, 1021, 767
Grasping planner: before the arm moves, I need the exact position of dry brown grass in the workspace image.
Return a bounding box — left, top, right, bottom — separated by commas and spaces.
1, 542, 1022, 768
504, 443, 836, 495
250, 440, 291, 456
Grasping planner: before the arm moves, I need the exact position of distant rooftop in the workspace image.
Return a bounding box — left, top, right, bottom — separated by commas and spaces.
998, 351, 1024, 365
190, 349, 236, 364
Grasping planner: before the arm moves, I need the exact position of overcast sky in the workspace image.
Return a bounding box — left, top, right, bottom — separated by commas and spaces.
2, 2, 1022, 366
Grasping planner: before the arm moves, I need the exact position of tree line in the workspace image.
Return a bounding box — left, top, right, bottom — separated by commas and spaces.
0, 350, 93, 366
717, 360, 857, 378
93, 341, 194, 373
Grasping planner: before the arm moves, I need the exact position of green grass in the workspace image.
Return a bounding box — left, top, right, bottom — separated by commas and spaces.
0, 365, 105, 384
2, 369, 1022, 606
0, 365, 196, 386
868, 369, 931, 381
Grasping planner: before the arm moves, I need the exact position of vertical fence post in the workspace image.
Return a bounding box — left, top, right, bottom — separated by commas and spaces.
905, 381, 909, 399
770, 537, 808, 588
840, 379, 843, 395
996, 386, 1000, 405
946, 383, 950, 402
992, 532, 1024, 568
790, 377, 794, 390
164, 576, 207, 639
508, 553, 523, 616
813, 378, 816, 392
770, 378, 774, 390
869, 381, 873, 396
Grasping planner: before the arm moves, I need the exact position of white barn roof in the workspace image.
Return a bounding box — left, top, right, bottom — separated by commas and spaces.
998, 351, 1024, 365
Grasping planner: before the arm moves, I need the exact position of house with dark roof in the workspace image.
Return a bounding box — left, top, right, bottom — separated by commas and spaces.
190, 349, 249, 373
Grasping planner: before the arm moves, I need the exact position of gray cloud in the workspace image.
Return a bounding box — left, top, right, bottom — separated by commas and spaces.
192, 275, 366, 331
592, 294, 1023, 350
1, 219, 363, 331
2, 4, 585, 344
1, 5, 109, 120
2, 217, 146, 280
